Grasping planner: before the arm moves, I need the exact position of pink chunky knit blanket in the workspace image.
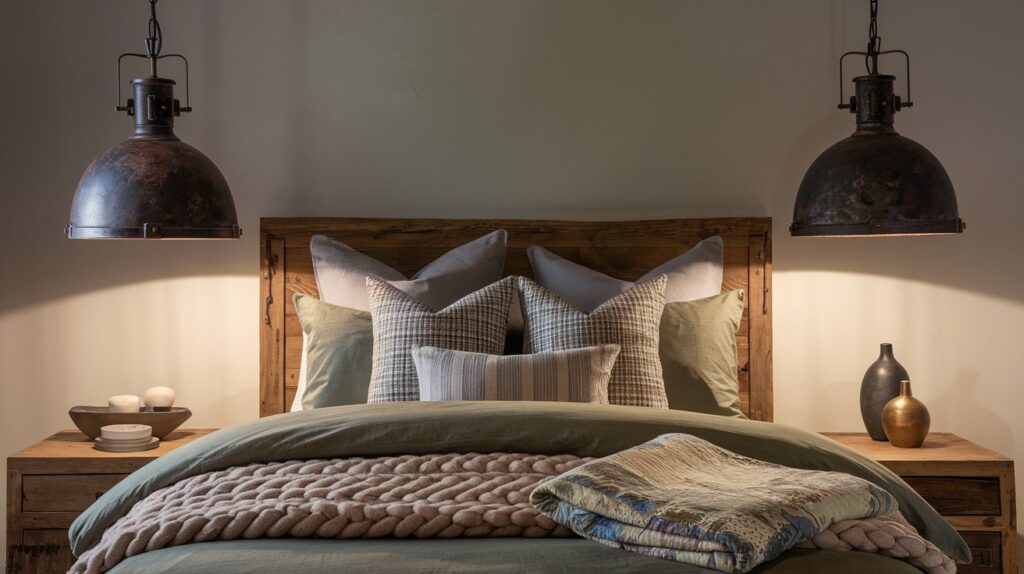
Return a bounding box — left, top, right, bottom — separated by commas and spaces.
70, 452, 953, 574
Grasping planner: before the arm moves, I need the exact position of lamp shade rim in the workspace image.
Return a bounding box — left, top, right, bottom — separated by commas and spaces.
65, 224, 242, 240
790, 219, 965, 237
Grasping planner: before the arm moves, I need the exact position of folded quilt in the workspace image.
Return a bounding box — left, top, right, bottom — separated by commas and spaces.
70, 452, 591, 574
531, 433, 954, 574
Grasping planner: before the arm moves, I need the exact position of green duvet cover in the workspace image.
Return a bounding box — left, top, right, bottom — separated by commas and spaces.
69, 402, 968, 573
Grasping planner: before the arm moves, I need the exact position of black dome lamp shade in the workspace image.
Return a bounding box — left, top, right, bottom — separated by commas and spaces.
790, 0, 964, 237
66, 0, 240, 240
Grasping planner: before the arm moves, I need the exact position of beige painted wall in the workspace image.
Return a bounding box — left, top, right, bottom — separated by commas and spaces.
2, 0, 1022, 566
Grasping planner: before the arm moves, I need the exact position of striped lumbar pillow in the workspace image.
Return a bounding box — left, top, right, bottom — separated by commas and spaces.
412, 345, 620, 404
366, 276, 514, 402
518, 275, 669, 409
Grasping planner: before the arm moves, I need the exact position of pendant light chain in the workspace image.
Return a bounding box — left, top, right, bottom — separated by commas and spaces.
145, 0, 163, 75
866, 0, 881, 74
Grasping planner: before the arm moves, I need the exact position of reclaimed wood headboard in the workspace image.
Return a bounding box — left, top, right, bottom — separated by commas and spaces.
260, 218, 773, 420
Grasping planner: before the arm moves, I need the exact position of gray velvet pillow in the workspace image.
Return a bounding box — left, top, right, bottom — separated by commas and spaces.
527, 236, 723, 313
412, 345, 620, 404
660, 290, 745, 417
293, 294, 374, 409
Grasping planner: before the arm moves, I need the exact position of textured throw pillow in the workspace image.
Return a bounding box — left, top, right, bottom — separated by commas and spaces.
412, 345, 620, 404
367, 276, 515, 402
293, 295, 374, 409
291, 230, 507, 411
660, 290, 746, 417
518, 276, 669, 408
527, 236, 723, 313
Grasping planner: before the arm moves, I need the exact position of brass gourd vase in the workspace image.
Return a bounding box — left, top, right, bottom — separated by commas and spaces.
881, 380, 930, 448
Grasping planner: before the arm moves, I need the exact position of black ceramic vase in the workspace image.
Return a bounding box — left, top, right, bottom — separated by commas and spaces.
860, 343, 910, 441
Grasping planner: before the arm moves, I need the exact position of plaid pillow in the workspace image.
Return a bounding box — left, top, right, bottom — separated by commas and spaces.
367, 276, 514, 402
518, 275, 669, 408
412, 345, 620, 404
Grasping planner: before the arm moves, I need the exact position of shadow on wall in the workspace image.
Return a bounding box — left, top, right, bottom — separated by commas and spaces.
0, 235, 254, 316
777, 230, 1024, 305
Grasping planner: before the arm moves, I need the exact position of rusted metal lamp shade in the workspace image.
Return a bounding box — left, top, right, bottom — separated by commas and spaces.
67, 0, 240, 240
791, 74, 964, 237
791, 0, 964, 238
68, 78, 240, 240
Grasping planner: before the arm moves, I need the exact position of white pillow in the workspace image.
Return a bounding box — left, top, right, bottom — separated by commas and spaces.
289, 230, 508, 411
312, 230, 508, 311
526, 236, 723, 313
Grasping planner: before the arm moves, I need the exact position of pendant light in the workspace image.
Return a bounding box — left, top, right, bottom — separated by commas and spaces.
790, 0, 964, 237
67, 0, 240, 239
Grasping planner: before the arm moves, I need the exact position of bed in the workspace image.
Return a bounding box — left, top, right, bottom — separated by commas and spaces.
66, 218, 968, 574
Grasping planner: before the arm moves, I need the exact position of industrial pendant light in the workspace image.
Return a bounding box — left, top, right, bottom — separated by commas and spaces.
790, 0, 964, 237
67, 0, 240, 239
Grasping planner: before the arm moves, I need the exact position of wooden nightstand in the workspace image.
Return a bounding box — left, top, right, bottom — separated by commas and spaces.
823, 432, 1017, 574
6, 429, 214, 574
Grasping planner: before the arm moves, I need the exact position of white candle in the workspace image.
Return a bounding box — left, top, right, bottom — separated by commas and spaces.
108, 395, 141, 413
143, 387, 175, 411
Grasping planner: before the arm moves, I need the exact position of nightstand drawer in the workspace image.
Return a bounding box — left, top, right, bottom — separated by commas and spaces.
959, 531, 1002, 574
12, 529, 76, 573
22, 474, 129, 512
901, 476, 1001, 515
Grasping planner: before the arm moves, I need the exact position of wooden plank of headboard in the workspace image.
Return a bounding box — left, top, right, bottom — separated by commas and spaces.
259, 218, 773, 421
259, 235, 286, 417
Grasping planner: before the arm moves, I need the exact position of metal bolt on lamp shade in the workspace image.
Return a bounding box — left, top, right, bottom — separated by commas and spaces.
66, 1, 241, 240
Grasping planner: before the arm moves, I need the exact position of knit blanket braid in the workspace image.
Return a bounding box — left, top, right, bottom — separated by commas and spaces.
796, 512, 955, 574
70, 451, 955, 574
70, 453, 591, 574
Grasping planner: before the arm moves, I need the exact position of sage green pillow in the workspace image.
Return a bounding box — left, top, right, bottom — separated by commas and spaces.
294, 294, 373, 409
660, 290, 745, 417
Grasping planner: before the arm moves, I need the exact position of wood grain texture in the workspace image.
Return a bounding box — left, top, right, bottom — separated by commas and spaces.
260, 234, 286, 417
900, 477, 1001, 516
959, 531, 1003, 574
11, 529, 71, 574
6, 430, 215, 574
22, 474, 129, 512
259, 217, 773, 420
823, 432, 1017, 573
821, 433, 1012, 465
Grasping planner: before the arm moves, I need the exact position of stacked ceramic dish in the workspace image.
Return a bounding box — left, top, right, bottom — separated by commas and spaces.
94, 424, 159, 452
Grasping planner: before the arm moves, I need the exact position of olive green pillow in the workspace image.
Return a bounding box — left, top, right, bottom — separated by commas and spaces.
660, 290, 745, 417
294, 294, 374, 409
